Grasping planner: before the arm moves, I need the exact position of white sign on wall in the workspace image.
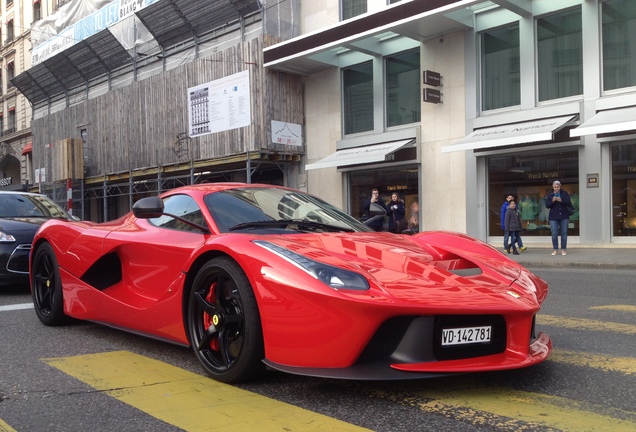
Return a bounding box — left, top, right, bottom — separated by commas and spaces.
35, 168, 46, 183
271, 121, 302, 146
187, 70, 251, 138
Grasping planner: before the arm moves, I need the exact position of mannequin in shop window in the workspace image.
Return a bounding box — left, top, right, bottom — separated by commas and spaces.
519, 194, 539, 227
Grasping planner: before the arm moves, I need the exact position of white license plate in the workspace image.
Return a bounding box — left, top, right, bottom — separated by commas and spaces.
441, 326, 491, 346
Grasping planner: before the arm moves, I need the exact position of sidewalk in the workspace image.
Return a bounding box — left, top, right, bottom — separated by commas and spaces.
498, 245, 636, 269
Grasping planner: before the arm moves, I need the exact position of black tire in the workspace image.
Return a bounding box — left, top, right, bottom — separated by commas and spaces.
187, 256, 264, 383
31, 242, 69, 326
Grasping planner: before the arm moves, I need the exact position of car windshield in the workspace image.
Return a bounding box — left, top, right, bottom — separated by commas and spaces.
205, 187, 372, 233
0, 193, 70, 218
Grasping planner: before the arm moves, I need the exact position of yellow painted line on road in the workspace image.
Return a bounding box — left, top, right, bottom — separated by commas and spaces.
538, 314, 636, 334
590, 305, 636, 313
550, 349, 636, 375
0, 419, 17, 432
412, 385, 636, 432
44, 351, 370, 432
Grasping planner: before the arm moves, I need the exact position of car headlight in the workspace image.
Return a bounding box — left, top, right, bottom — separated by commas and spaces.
0, 231, 16, 242
253, 240, 369, 291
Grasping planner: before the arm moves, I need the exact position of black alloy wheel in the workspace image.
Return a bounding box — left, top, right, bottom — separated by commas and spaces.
31, 242, 68, 326
187, 256, 264, 383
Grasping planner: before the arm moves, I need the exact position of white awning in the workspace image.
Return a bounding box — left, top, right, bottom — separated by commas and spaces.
441, 115, 576, 153
570, 106, 636, 137
305, 139, 414, 171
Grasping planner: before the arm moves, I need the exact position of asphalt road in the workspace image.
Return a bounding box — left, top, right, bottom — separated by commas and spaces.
1, 267, 635, 431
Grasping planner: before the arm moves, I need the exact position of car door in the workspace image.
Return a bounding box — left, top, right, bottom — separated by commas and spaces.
101, 193, 208, 302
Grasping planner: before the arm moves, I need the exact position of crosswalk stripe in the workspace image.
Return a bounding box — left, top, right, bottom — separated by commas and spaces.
0, 419, 17, 432
44, 351, 370, 432
549, 349, 636, 374
412, 385, 636, 432
538, 314, 636, 334
0, 303, 33, 312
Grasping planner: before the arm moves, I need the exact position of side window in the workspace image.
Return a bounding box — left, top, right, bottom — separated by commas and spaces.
149, 194, 207, 233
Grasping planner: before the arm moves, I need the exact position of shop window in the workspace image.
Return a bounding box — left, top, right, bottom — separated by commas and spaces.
348, 165, 419, 232
487, 151, 579, 237
343, 61, 373, 135
33, 1, 42, 22
612, 143, 636, 236
537, 8, 582, 102
602, 0, 636, 91
481, 23, 520, 111
0, 114, 3, 133
386, 49, 420, 127
342, 0, 366, 20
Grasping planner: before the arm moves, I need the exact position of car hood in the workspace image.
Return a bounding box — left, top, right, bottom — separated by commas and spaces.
0, 217, 50, 232
260, 231, 540, 308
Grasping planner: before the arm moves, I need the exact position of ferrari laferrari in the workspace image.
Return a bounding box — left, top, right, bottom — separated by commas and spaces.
30, 183, 551, 383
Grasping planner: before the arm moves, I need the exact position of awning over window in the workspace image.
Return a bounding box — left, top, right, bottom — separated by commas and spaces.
22, 142, 32, 155
441, 115, 576, 153
570, 106, 636, 137
305, 139, 414, 171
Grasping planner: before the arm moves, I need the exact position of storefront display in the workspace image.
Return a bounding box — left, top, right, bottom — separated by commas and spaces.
612, 143, 636, 236
349, 165, 419, 231
488, 150, 579, 237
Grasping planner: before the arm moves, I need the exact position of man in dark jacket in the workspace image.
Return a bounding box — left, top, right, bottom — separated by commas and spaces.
363, 188, 387, 232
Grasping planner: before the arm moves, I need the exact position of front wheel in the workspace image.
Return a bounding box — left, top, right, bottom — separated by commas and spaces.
187, 257, 264, 383
31, 242, 68, 326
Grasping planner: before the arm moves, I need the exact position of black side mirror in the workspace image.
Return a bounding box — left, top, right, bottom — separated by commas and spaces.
132, 197, 164, 219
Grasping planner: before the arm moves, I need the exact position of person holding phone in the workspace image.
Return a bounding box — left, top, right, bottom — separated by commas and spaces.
545, 180, 573, 256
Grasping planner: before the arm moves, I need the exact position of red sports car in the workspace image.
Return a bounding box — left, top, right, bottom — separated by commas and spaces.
30, 183, 551, 383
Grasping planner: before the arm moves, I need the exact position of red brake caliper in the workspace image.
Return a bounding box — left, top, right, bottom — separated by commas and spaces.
203, 281, 220, 351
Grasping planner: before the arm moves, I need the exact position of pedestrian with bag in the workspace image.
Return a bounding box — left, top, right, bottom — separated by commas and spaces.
545, 180, 573, 256
504, 200, 523, 255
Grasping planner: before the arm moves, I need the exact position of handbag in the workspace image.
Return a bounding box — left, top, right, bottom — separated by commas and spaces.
566, 204, 576, 216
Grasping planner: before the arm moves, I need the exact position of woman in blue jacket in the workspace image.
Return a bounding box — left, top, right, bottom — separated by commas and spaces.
545, 180, 573, 256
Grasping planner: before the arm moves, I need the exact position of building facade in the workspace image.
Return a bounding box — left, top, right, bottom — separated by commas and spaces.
11, 0, 304, 221
8, 0, 636, 246
264, 0, 636, 246
0, 0, 49, 191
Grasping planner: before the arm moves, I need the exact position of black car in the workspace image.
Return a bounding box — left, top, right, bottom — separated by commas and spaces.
0, 191, 73, 288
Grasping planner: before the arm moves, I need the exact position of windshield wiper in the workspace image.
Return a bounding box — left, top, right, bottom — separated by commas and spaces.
229, 219, 354, 232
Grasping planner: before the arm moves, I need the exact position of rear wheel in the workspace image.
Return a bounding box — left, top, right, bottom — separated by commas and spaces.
187, 257, 264, 383
31, 242, 68, 326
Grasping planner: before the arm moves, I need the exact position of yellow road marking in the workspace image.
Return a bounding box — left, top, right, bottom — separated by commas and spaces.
412, 386, 636, 432
590, 305, 636, 313
550, 349, 636, 375
0, 419, 17, 432
44, 351, 370, 432
538, 314, 636, 334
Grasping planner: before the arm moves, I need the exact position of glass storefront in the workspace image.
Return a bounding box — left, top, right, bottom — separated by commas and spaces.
348, 164, 419, 231
488, 150, 579, 237
612, 142, 636, 237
